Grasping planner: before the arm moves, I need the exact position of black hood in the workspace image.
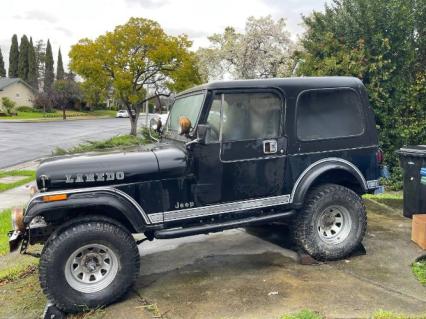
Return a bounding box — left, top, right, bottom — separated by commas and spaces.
36, 145, 187, 191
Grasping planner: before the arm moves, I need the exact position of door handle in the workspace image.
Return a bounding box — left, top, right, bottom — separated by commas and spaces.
263, 140, 278, 154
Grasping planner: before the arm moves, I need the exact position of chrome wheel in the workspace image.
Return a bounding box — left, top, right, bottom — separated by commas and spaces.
317, 205, 352, 244
64, 244, 119, 293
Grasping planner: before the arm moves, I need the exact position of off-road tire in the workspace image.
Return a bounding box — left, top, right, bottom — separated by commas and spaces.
292, 183, 367, 260
39, 218, 140, 312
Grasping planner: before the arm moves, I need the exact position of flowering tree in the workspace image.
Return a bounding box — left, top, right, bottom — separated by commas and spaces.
197, 16, 294, 80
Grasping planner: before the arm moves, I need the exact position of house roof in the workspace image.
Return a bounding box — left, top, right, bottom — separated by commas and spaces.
0, 77, 35, 92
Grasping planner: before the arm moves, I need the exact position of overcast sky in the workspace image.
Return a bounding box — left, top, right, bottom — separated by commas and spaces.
0, 0, 327, 73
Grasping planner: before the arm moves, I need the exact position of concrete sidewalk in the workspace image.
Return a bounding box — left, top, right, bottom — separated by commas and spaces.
0, 160, 38, 211
0, 181, 35, 211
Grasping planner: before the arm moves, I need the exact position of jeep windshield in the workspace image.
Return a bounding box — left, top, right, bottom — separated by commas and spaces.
166, 92, 205, 132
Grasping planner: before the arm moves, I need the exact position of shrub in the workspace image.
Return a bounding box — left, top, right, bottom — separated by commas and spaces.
381, 167, 403, 191
1, 97, 16, 115
16, 106, 36, 112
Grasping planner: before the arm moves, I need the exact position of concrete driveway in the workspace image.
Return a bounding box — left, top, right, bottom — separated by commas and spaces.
0, 196, 424, 318
102, 200, 426, 319
0, 118, 148, 168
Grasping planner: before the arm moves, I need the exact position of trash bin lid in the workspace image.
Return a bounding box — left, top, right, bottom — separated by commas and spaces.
397, 145, 426, 157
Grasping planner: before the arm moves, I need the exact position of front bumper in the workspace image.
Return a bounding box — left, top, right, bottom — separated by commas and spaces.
8, 230, 24, 253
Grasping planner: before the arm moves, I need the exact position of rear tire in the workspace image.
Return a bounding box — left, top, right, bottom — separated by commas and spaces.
292, 184, 367, 260
39, 219, 140, 312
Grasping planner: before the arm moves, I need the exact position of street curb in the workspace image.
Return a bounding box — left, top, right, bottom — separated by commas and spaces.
0, 159, 41, 171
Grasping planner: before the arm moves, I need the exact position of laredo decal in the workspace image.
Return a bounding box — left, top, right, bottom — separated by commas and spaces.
65, 171, 125, 183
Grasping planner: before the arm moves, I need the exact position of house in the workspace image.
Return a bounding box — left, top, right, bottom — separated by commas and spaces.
0, 78, 35, 107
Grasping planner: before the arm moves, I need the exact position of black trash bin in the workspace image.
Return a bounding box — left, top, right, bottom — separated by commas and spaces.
397, 145, 426, 218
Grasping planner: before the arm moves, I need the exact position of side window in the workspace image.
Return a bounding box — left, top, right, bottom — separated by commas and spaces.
167, 93, 205, 132
296, 89, 364, 141
221, 92, 281, 142
206, 95, 221, 142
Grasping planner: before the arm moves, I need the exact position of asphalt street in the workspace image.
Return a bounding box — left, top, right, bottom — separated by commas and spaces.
0, 117, 149, 169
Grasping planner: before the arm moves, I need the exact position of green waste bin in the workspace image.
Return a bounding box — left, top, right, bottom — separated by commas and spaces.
397, 145, 426, 218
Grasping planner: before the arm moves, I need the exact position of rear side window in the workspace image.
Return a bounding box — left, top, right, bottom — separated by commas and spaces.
296, 89, 364, 141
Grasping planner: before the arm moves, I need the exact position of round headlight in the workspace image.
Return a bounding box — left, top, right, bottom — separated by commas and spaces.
11, 207, 25, 232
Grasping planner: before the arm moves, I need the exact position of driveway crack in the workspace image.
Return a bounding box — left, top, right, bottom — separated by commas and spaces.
327, 264, 426, 303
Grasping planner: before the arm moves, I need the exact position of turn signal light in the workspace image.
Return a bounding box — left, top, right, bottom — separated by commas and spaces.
42, 194, 68, 202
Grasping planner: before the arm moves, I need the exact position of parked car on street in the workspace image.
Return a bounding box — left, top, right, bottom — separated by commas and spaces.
9, 77, 384, 313
115, 109, 129, 118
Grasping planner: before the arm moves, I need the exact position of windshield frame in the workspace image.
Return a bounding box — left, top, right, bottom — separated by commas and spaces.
163, 90, 207, 141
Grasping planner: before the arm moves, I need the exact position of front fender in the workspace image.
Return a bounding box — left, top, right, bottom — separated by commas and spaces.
290, 158, 368, 206
24, 187, 150, 233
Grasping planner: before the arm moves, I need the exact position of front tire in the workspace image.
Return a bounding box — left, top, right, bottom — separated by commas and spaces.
39, 220, 140, 312
292, 184, 367, 260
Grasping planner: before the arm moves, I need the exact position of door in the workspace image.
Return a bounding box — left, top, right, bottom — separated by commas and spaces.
193, 89, 288, 206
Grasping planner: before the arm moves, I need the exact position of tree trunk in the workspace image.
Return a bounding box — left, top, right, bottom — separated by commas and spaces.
130, 116, 137, 136
62, 107, 66, 120
126, 103, 139, 136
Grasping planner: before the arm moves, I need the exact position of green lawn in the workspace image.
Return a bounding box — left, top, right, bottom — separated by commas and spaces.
0, 109, 117, 120
90, 110, 118, 117
363, 192, 404, 211
52, 131, 152, 155
363, 192, 403, 200
280, 310, 426, 319
0, 209, 12, 256
373, 310, 426, 319
281, 310, 322, 319
0, 170, 35, 192
0, 209, 39, 284
412, 259, 426, 285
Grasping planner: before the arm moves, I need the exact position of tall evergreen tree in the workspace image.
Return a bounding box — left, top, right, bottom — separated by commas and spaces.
8, 34, 19, 77
44, 40, 54, 91
28, 37, 38, 89
18, 35, 29, 81
0, 48, 5, 77
34, 40, 46, 89
56, 48, 64, 80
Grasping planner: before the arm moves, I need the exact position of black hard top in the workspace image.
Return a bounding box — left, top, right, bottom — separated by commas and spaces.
177, 76, 364, 97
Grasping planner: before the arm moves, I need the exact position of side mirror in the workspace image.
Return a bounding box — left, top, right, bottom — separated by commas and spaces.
149, 117, 162, 133
149, 117, 162, 142
178, 116, 192, 135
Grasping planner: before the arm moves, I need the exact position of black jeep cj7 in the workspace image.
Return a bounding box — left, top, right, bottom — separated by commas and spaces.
9, 77, 384, 312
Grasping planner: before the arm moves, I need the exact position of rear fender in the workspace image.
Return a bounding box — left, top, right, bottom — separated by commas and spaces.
290, 158, 368, 206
